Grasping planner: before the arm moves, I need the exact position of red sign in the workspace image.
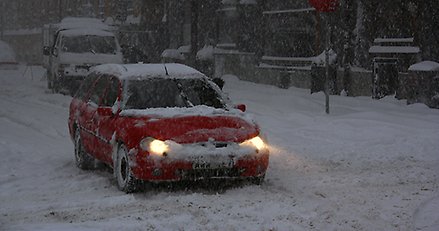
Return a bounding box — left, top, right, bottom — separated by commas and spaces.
309, 0, 339, 12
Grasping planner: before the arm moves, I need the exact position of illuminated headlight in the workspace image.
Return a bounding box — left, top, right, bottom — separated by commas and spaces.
140, 137, 169, 156
240, 136, 266, 151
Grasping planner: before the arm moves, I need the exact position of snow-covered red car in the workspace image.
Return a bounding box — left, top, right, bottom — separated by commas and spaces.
68, 63, 269, 192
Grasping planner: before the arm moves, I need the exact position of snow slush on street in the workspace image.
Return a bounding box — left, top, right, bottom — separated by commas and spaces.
0, 65, 438, 230
2, 0, 439, 230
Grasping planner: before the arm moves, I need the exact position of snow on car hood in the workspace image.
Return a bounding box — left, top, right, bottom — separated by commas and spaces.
119, 105, 259, 143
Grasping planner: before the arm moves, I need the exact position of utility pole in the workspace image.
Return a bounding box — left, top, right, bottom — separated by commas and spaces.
309, 0, 339, 114
189, 0, 199, 68
1, 0, 4, 40
58, 0, 63, 21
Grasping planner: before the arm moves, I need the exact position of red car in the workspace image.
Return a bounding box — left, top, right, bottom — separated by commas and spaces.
68, 63, 269, 192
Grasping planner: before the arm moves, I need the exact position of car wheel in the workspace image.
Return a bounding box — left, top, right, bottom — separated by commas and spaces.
251, 174, 265, 185
116, 144, 139, 193
74, 128, 94, 170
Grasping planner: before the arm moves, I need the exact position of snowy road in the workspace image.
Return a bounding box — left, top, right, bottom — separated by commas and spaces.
1, 66, 438, 231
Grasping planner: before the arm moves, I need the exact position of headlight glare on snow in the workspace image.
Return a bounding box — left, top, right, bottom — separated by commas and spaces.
241, 136, 266, 151
140, 137, 169, 156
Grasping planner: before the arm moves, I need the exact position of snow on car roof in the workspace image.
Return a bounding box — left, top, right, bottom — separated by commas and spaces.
92, 63, 205, 80
59, 29, 115, 37
56, 17, 113, 31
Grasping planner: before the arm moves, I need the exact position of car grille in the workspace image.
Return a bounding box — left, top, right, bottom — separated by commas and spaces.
200, 142, 229, 148
179, 168, 241, 180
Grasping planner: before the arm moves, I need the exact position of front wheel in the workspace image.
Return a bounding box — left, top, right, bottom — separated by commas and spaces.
251, 174, 265, 185
74, 128, 94, 170
115, 144, 140, 193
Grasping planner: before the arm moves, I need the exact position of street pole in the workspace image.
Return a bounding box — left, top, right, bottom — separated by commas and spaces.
324, 18, 330, 114
308, 0, 338, 115
190, 0, 199, 69
1, 0, 4, 40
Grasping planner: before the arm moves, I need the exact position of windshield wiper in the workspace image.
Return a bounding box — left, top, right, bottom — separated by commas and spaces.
172, 78, 194, 107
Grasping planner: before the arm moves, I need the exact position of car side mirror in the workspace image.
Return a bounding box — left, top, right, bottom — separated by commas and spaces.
212, 78, 225, 89
97, 107, 114, 117
235, 104, 246, 112
43, 46, 51, 56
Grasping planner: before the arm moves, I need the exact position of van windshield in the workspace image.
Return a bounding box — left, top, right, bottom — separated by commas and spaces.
61, 35, 118, 54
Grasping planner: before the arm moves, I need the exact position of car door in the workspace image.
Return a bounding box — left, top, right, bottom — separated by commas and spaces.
94, 75, 121, 164
81, 74, 109, 160
75, 73, 99, 156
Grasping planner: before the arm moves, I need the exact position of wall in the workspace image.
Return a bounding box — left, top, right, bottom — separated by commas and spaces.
214, 52, 376, 96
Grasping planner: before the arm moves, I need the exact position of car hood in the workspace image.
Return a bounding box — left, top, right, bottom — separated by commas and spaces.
119, 106, 259, 143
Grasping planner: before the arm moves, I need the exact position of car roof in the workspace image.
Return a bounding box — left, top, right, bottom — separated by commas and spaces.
91, 63, 205, 80
59, 29, 115, 37
55, 17, 114, 31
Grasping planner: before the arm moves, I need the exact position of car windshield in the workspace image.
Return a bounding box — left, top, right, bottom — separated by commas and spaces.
124, 78, 226, 109
61, 35, 117, 54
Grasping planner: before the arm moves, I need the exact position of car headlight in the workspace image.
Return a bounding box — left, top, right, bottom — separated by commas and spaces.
240, 136, 266, 151
140, 137, 169, 156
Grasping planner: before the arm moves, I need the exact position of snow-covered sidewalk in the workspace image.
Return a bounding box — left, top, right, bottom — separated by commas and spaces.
0, 66, 438, 230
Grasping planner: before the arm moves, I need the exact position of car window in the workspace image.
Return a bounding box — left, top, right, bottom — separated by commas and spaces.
124, 78, 225, 109
101, 77, 119, 107
89, 75, 109, 105
75, 73, 99, 100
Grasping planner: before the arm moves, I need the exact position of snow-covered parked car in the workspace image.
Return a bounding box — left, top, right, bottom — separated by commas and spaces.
68, 63, 269, 192
0, 40, 18, 70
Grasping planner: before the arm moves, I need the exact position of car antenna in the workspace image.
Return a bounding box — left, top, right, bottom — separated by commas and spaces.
163, 64, 169, 76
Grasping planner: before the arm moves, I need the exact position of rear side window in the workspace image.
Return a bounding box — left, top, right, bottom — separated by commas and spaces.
101, 77, 120, 107
75, 73, 98, 100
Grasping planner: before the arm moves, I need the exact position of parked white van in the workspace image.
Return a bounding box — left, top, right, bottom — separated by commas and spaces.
43, 17, 123, 94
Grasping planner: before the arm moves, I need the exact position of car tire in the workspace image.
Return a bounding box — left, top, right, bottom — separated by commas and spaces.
116, 144, 139, 193
251, 174, 265, 185
74, 128, 94, 170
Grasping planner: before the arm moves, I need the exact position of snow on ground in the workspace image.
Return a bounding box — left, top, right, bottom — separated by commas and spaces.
0, 66, 438, 231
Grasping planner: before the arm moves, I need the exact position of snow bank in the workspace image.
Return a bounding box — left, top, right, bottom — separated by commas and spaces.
312, 49, 337, 66
196, 45, 215, 61
161, 49, 185, 60
408, 61, 439, 72
369, 45, 420, 54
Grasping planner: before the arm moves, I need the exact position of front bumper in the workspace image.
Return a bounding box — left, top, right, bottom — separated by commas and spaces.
131, 150, 269, 182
